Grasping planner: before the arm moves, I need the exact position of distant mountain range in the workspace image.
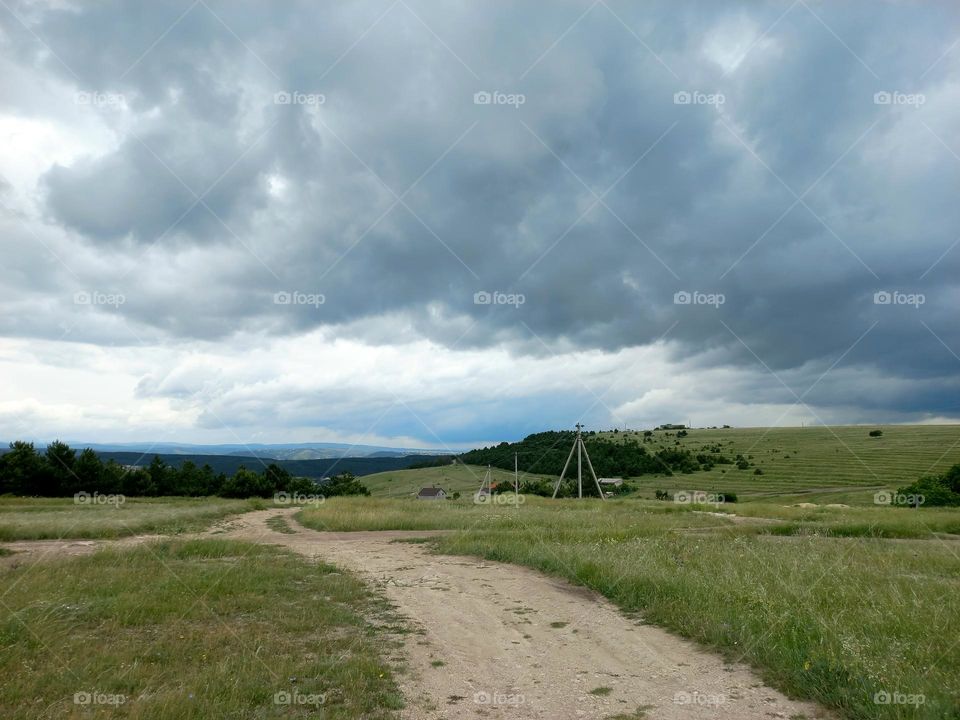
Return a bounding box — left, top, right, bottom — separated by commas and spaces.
85, 451, 448, 478
19, 441, 460, 460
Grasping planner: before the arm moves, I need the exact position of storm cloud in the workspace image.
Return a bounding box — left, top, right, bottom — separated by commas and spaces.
1, 0, 959, 444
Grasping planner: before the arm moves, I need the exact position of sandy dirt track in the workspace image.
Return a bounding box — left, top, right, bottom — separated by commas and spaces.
216, 508, 828, 720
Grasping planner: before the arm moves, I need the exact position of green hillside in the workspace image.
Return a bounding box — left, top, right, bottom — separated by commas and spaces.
360, 463, 555, 498
401, 424, 960, 504
599, 424, 960, 500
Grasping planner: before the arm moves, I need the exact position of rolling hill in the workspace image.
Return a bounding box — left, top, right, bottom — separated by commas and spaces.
452, 424, 960, 503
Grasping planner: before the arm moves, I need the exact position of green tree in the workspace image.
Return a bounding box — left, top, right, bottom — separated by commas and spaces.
118, 463, 152, 496
897, 464, 960, 507
148, 456, 174, 495
0, 441, 45, 495
322, 472, 370, 497
198, 464, 220, 496
221, 466, 274, 498
44, 440, 77, 496
264, 463, 293, 493
73, 448, 104, 494
172, 460, 204, 496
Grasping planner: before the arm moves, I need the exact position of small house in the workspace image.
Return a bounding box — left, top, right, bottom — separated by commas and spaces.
416, 486, 447, 500
598, 478, 623, 487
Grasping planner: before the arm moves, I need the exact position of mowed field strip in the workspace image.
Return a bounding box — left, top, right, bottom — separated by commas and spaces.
606, 425, 960, 497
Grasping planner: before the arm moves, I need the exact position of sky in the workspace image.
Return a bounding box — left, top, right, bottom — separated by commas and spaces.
1, 0, 959, 451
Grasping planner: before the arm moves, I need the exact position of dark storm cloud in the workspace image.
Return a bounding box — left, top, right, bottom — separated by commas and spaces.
2, 0, 960, 420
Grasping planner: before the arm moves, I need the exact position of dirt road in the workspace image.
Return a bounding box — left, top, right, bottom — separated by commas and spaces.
217, 508, 826, 720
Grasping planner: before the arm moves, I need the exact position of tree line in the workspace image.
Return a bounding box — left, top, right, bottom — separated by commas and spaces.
459, 431, 705, 478
0, 441, 369, 498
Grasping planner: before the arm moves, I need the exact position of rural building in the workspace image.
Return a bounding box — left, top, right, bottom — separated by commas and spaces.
598, 478, 623, 487
416, 486, 447, 500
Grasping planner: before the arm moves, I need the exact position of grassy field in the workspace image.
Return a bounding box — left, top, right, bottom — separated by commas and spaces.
299, 496, 960, 720
4, 424, 960, 719
362, 425, 960, 505
597, 425, 960, 500
0, 539, 404, 719
0, 497, 265, 541
360, 463, 555, 498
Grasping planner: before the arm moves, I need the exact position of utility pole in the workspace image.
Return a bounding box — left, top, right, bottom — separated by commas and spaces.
577, 424, 583, 498
476, 464, 493, 504
514, 452, 519, 503
552, 423, 605, 500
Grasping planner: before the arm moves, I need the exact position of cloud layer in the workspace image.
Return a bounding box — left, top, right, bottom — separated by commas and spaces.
1, 0, 959, 444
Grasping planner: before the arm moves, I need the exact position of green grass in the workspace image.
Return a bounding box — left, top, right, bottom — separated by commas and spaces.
589, 686, 613, 696
0, 539, 404, 719
265, 514, 296, 534
362, 425, 960, 505
710, 502, 960, 537
0, 497, 265, 541
301, 496, 960, 720
600, 424, 960, 500
360, 463, 555, 498
296, 495, 725, 533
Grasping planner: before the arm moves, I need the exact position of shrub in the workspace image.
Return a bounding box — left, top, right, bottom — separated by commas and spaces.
320, 472, 371, 497
897, 468, 960, 507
